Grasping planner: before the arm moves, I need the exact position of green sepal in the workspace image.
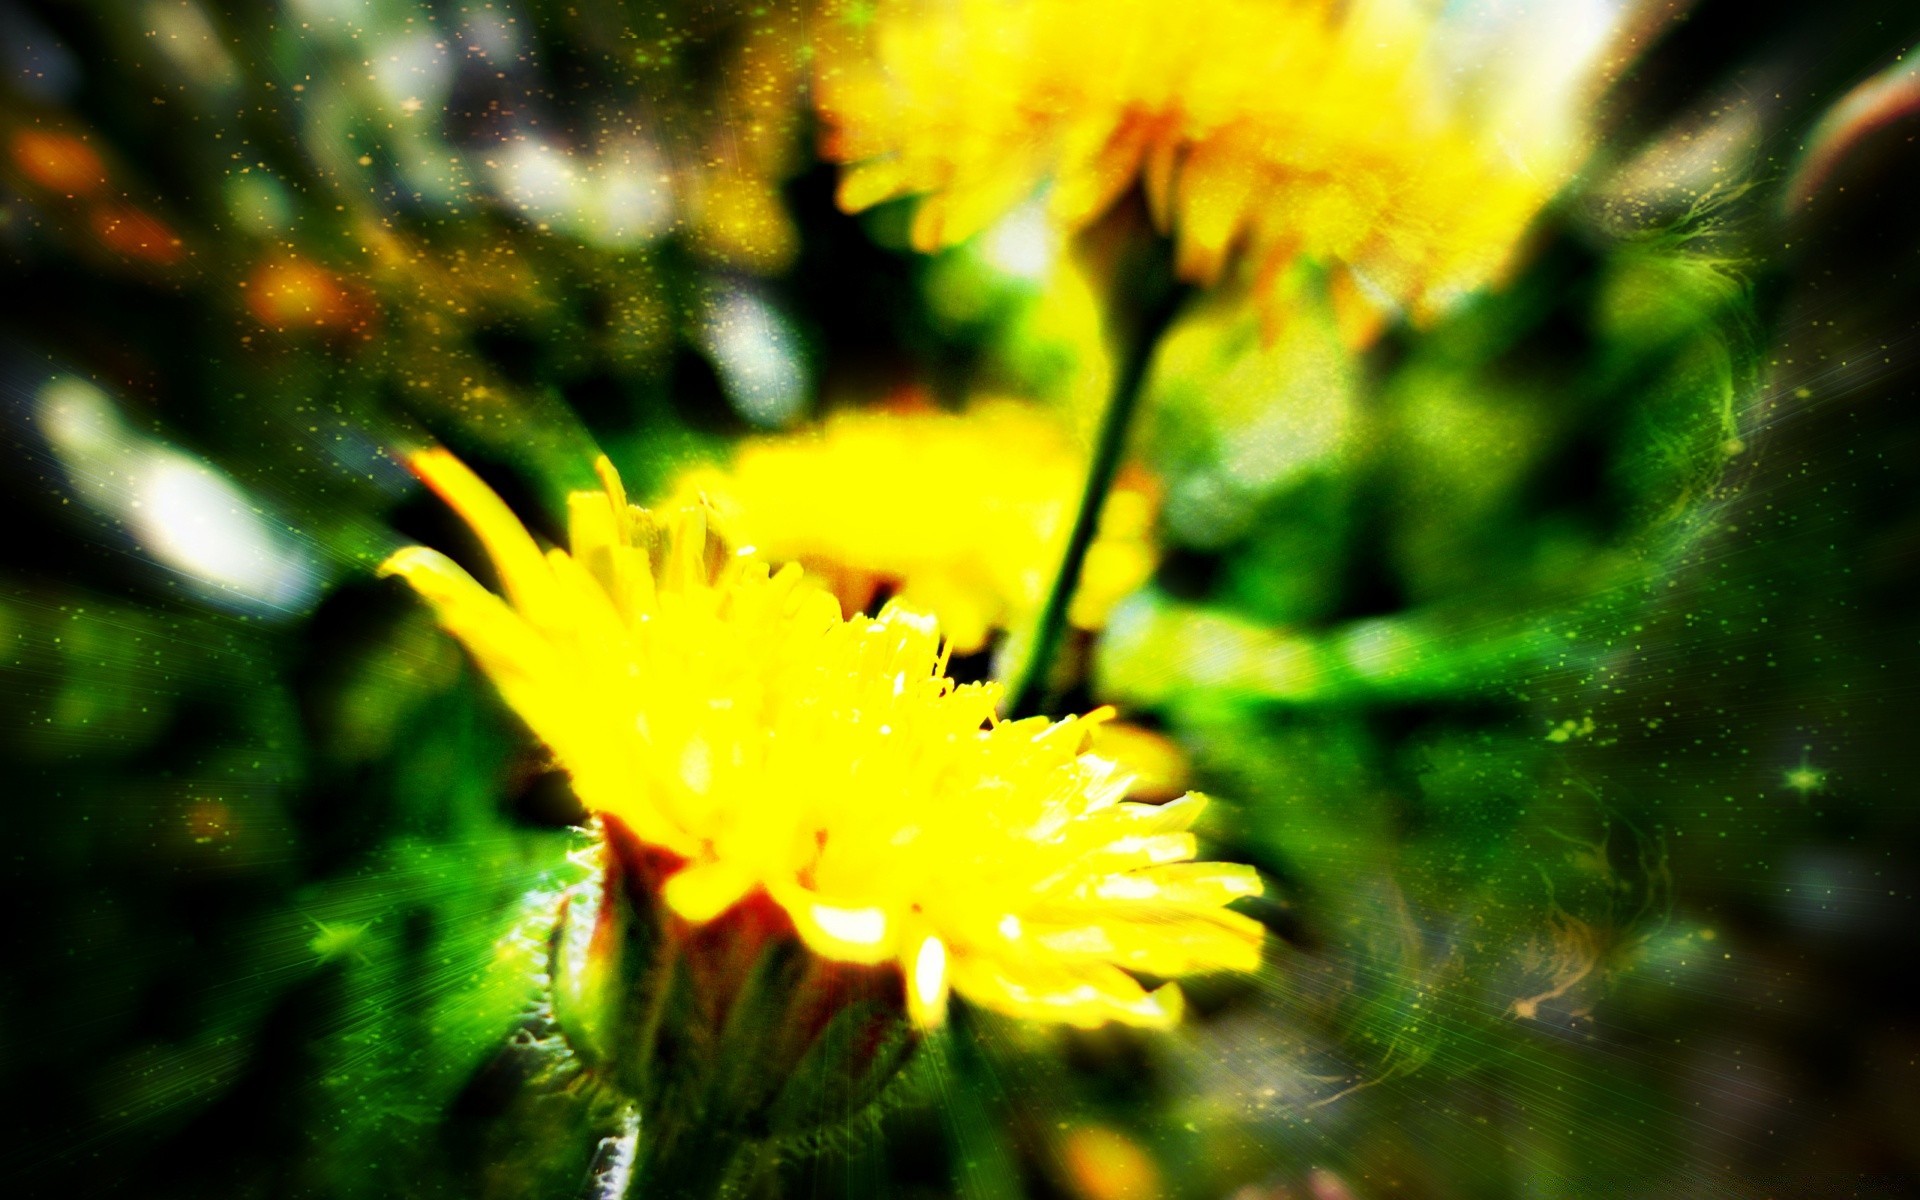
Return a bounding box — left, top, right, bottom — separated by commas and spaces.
545, 817, 920, 1198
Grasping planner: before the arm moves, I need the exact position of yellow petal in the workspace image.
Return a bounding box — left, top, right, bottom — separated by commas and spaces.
663, 860, 757, 923
906, 934, 951, 1027
773, 880, 898, 964
378, 545, 550, 682
408, 448, 563, 628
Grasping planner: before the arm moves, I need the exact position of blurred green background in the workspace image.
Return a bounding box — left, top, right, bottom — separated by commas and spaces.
3, 1, 1918, 1197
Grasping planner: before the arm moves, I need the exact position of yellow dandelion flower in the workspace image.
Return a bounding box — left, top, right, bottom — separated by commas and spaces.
816, 0, 1603, 330
666, 400, 1158, 654
382, 448, 1260, 1030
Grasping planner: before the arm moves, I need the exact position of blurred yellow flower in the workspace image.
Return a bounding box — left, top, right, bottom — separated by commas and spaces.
1059, 1123, 1162, 1200
667, 400, 1157, 654
384, 449, 1261, 1029
816, 0, 1606, 333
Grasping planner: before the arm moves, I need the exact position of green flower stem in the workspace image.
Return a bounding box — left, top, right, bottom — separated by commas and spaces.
622, 1120, 777, 1200
1007, 279, 1191, 721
